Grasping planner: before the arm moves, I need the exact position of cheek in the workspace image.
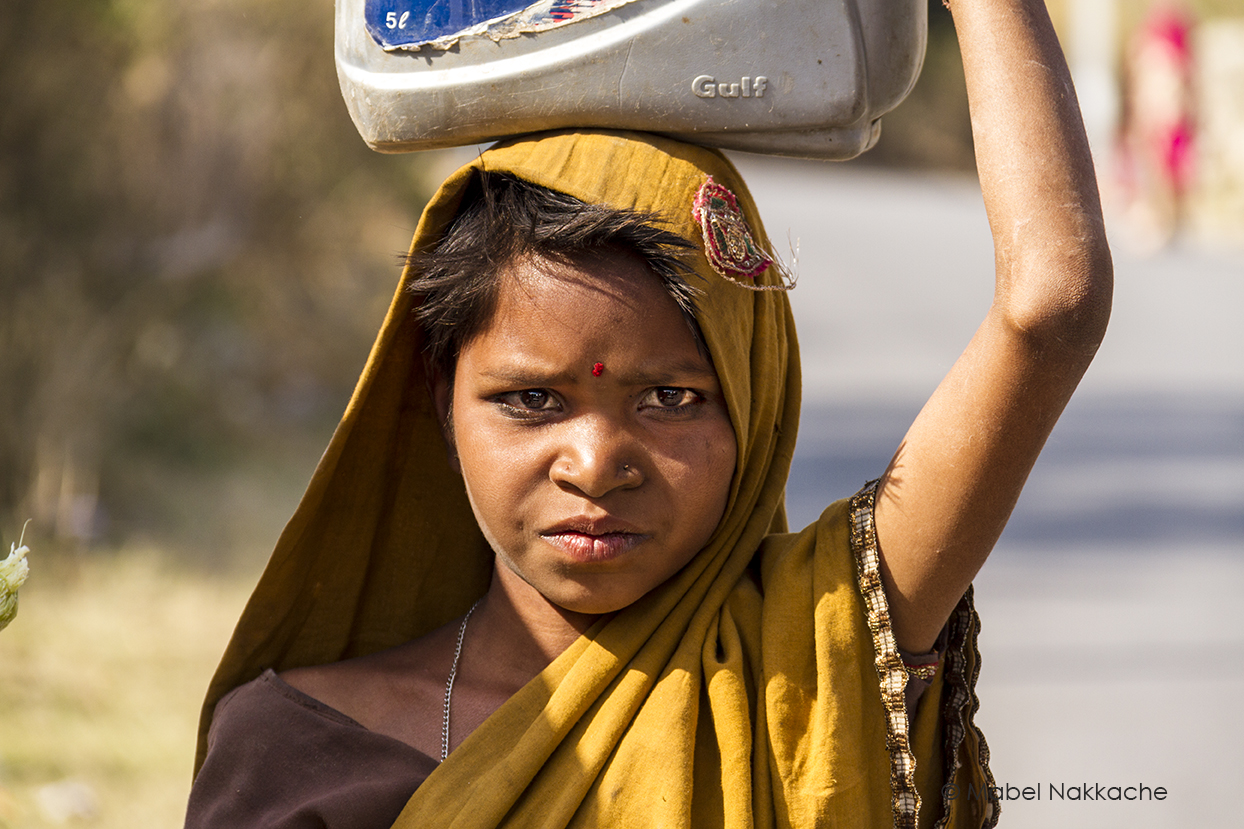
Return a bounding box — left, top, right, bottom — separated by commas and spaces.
449, 403, 495, 498
686, 424, 738, 520
712, 442, 738, 512
452, 417, 543, 515
709, 416, 739, 481
456, 434, 511, 499
454, 440, 525, 550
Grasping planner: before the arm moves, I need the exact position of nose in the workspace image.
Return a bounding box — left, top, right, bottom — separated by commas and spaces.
550, 417, 643, 498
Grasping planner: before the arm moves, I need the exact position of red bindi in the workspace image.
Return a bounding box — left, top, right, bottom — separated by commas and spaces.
591, 362, 605, 377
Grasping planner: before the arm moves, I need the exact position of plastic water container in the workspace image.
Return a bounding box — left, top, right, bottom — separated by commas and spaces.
335, 0, 927, 159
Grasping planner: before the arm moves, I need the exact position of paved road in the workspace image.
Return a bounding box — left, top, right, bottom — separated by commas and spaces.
731, 153, 1244, 829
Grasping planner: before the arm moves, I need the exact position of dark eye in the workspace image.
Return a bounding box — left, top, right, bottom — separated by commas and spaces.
646, 387, 700, 409
493, 388, 560, 420
517, 389, 551, 409
655, 388, 687, 407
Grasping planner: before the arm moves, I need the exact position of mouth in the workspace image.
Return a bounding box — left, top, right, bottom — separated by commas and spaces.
540, 518, 647, 563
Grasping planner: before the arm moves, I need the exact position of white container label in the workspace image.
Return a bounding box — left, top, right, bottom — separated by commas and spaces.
366, 0, 645, 51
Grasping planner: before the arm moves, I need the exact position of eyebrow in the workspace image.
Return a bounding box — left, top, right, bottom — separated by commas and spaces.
480, 358, 717, 387
479, 367, 576, 387
615, 359, 719, 386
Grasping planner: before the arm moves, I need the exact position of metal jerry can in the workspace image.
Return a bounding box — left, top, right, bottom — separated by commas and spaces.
335, 0, 927, 160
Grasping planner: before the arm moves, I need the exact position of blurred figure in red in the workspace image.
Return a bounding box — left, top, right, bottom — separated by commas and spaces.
1118, 2, 1196, 250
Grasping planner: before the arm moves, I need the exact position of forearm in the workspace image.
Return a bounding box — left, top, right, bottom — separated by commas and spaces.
873, 1, 1113, 652
952, 0, 1112, 344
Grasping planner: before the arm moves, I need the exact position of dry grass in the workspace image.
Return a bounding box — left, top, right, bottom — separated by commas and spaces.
0, 552, 252, 828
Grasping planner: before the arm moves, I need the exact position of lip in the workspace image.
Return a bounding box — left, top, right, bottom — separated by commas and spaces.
540, 517, 648, 563
541, 531, 647, 562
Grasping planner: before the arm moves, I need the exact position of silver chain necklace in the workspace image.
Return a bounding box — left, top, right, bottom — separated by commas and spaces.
441, 599, 481, 762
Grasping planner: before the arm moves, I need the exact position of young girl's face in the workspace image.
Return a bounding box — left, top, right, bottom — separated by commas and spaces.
443, 248, 737, 615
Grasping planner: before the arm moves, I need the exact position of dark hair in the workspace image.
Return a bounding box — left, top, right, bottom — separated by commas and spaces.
409, 171, 704, 379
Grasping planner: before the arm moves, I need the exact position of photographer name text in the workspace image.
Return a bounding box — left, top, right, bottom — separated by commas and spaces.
944, 782, 1167, 803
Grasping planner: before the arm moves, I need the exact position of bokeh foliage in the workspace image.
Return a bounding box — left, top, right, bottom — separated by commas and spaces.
1, 0, 435, 563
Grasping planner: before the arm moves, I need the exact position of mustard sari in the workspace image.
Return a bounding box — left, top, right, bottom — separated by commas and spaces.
196, 130, 997, 828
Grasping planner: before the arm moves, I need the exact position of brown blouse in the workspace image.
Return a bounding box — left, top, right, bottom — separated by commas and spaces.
185, 670, 438, 829
187, 653, 940, 828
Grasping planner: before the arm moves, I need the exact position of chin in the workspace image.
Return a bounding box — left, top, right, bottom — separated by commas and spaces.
548, 590, 637, 617
495, 551, 669, 619
538, 577, 656, 617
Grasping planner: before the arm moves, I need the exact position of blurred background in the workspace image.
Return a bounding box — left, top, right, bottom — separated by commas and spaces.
2, 0, 1241, 826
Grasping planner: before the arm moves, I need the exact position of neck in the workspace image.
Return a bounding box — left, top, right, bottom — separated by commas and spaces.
469, 561, 600, 693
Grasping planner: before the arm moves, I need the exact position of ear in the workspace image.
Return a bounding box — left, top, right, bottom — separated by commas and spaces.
429, 365, 460, 474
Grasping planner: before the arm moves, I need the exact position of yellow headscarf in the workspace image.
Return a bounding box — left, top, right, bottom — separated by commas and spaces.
197, 130, 995, 828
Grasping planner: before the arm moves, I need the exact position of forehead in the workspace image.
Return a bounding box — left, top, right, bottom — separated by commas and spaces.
462, 250, 711, 374
499, 249, 658, 319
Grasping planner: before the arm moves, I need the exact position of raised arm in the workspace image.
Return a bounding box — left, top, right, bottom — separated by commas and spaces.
874, 0, 1114, 652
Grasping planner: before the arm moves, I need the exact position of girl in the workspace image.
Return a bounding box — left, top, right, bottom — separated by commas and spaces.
187, 1, 1112, 826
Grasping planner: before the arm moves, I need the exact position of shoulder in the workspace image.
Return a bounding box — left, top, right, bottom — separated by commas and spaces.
756, 496, 855, 587
199, 669, 374, 780
212, 668, 364, 736
277, 661, 363, 722
188, 670, 438, 829
275, 637, 451, 751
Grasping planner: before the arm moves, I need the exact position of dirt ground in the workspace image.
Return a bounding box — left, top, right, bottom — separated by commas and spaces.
0, 553, 250, 828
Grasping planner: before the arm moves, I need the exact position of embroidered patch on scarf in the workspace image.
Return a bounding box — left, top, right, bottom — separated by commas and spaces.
692, 177, 772, 281
691, 177, 795, 292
